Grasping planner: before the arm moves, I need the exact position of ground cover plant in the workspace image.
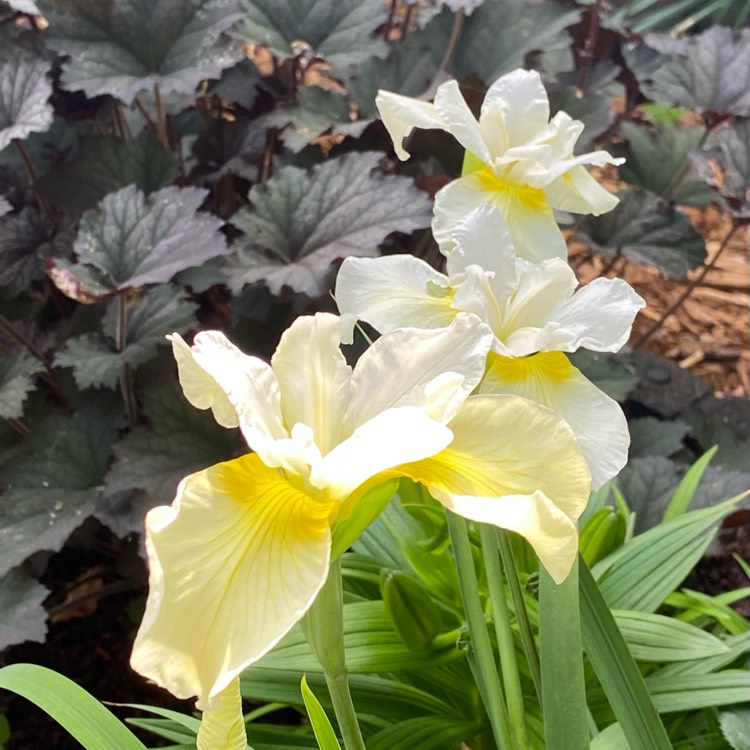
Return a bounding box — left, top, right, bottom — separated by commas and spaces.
0, 0, 749, 748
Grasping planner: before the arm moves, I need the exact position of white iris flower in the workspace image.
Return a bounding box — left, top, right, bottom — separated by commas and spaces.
131, 312, 591, 747
376, 68, 623, 261
336, 206, 645, 489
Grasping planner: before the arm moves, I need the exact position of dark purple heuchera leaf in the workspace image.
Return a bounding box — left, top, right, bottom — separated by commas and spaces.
226, 151, 432, 296
40, 0, 243, 103
105, 385, 239, 511
690, 118, 750, 220
0, 53, 53, 151
233, 0, 388, 68
37, 133, 177, 212
48, 185, 230, 300
576, 188, 706, 279
633, 27, 750, 118
0, 349, 42, 420
0, 568, 48, 651
0, 404, 117, 578
56, 285, 198, 389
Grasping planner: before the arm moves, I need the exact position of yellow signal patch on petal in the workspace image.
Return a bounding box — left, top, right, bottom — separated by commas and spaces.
486, 351, 574, 384
196, 678, 247, 750
131, 453, 334, 710
396, 394, 591, 582
481, 351, 630, 490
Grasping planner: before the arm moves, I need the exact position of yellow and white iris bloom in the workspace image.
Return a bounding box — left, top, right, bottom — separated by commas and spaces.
336, 205, 645, 490
376, 68, 623, 261
131, 312, 591, 748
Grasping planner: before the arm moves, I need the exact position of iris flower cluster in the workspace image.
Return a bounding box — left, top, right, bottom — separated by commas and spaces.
130, 69, 644, 749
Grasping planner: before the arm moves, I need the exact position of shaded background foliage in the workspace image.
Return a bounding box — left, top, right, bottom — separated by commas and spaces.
0, 0, 748, 746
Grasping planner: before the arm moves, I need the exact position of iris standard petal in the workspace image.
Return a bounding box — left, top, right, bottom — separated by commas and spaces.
433, 174, 567, 261
375, 90, 449, 160
343, 314, 493, 430
311, 405, 454, 501
481, 69, 550, 147
544, 164, 621, 216
270, 313, 352, 455
434, 79, 492, 164
335, 255, 456, 334
169, 333, 239, 429
130, 453, 333, 709
549, 277, 646, 352
481, 352, 630, 489
196, 678, 247, 750
396, 393, 591, 582
444, 204, 517, 283
175, 331, 289, 459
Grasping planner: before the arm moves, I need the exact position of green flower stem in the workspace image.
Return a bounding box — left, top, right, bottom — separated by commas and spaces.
302, 559, 366, 750
446, 512, 514, 750
480, 525, 527, 748
539, 561, 588, 750
496, 529, 542, 707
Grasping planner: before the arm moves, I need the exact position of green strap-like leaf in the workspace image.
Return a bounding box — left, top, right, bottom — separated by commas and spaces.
0, 663, 147, 750
579, 560, 673, 750
662, 445, 718, 521
539, 561, 589, 750
300, 675, 343, 750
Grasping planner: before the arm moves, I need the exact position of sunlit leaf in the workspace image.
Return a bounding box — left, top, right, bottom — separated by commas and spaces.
37, 133, 178, 212
618, 121, 718, 206
0, 403, 118, 577
0, 567, 48, 651
48, 185, 230, 300
233, 0, 388, 68
415, 0, 581, 83
40, 0, 244, 103
0, 53, 53, 151
0, 349, 41, 419
635, 27, 750, 117
576, 188, 706, 278
226, 152, 432, 296
55, 285, 198, 389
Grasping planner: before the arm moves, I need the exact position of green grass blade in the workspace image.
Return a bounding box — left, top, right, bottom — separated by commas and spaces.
0, 663, 147, 750
300, 675, 343, 750
579, 560, 673, 750
663, 446, 718, 522
539, 562, 588, 750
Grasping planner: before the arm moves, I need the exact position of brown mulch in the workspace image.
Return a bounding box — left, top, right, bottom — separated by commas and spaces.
571, 204, 749, 399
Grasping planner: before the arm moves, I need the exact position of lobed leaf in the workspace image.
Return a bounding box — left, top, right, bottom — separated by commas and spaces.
691, 117, 750, 219
48, 185, 230, 299
576, 187, 706, 278
56, 285, 198, 389
0, 53, 53, 151
636, 27, 750, 117
0, 348, 42, 419
37, 133, 178, 213
227, 152, 432, 296
0, 402, 118, 578
40, 0, 244, 103
0, 567, 49, 651
104, 384, 239, 509
618, 121, 718, 206
233, 0, 388, 68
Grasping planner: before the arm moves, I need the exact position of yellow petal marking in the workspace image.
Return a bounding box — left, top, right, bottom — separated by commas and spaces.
131, 453, 335, 709
485, 351, 574, 384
